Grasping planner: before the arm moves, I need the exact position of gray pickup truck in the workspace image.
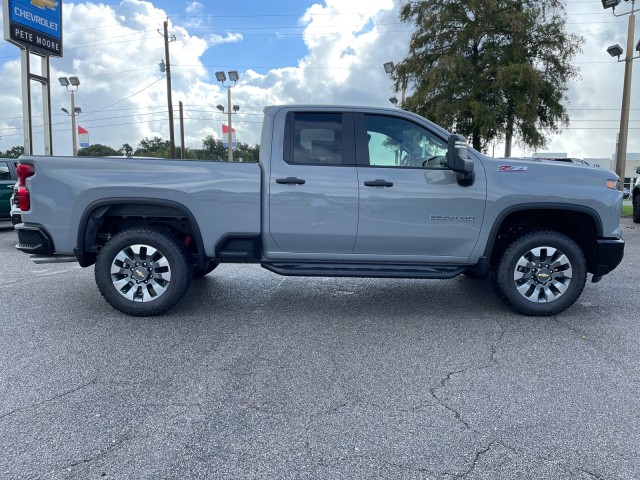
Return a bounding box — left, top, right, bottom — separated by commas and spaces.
14, 105, 624, 317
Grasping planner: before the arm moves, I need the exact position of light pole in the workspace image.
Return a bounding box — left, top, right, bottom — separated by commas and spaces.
602, 0, 639, 191
215, 70, 239, 162
216, 103, 240, 161
58, 76, 81, 156
383, 61, 406, 107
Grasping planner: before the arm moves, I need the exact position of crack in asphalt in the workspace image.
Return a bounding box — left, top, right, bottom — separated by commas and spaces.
454, 441, 495, 479
44, 378, 98, 403
60, 434, 131, 472
574, 466, 606, 479
487, 318, 507, 368
314, 454, 440, 477
429, 369, 478, 434
429, 318, 508, 438
0, 378, 98, 421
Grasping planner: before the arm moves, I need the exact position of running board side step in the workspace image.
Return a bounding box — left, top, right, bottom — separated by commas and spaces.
261, 261, 466, 279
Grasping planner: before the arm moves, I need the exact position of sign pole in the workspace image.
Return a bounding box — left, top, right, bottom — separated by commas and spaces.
41, 55, 53, 155
20, 49, 33, 155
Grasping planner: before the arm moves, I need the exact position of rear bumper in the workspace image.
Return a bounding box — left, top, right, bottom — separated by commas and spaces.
11, 212, 22, 226
15, 224, 54, 256
592, 238, 624, 280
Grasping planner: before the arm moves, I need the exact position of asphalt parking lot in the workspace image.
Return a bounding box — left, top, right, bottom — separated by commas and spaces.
1, 218, 639, 479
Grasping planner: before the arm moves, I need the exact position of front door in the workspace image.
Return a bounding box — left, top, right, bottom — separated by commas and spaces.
353, 113, 486, 261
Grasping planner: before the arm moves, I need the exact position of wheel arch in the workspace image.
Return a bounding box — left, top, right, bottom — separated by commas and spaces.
75, 198, 206, 268
483, 203, 602, 274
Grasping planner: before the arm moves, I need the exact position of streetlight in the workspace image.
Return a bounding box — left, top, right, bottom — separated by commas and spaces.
383, 61, 406, 107
215, 70, 240, 161
602, 0, 639, 192
59, 76, 80, 156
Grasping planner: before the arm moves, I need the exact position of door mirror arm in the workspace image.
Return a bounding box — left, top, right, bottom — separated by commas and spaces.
446, 134, 475, 187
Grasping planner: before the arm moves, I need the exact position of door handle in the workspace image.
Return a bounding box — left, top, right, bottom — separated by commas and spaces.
276, 177, 306, 185
364, 179, 393, 187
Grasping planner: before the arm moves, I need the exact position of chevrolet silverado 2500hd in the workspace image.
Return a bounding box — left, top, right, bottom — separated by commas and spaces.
14, 105, 625, 316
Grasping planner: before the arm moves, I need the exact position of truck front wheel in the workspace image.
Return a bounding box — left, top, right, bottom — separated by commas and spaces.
495, 230, 587, 316
95, 228, 193, 316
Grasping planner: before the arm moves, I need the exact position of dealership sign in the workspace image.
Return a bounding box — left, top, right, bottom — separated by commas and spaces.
2, 0, 63, 56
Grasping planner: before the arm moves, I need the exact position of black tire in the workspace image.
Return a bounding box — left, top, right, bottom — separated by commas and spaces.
495, 230, 587, 316
95, 228, 193, 316
633, 194, 640, 224
193, 260, 219, 278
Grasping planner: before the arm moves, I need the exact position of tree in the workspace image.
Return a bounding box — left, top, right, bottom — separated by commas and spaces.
197, 136, 259, 161
119, 143, 134, 157
78, 144, 119, 157
134, 137, 171, 158
235, 142, 260, 162
1, 146, 24, 158
199, 135, 227, 160
394, 0, 583, 153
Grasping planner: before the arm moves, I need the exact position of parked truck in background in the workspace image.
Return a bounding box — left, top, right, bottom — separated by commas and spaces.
13, 105, 625, 317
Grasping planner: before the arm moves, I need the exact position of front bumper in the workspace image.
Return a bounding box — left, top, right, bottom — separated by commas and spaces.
592, 238, 625, 281
15, 224, 54, 256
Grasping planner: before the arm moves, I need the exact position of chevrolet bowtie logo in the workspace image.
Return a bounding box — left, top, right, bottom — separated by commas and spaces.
31, 0, 58, 11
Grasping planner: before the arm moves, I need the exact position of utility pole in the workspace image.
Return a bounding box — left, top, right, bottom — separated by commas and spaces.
179, 101, 185, 159
161, 20, 176, 159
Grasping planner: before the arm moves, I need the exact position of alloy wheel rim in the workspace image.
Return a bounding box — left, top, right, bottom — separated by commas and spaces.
513, 246, 572, 303
110, 244, 172, 302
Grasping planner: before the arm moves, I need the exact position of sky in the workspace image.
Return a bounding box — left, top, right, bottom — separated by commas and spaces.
0, 0, 638, 160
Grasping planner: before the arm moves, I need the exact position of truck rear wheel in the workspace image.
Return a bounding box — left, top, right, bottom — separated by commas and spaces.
495, 230, 586, 316
95, 228, 193, 316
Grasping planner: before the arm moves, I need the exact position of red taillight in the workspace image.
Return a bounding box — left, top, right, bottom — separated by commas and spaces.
16, 163, 35, 211
18, 186, 30, 211
17, 163, 35, 186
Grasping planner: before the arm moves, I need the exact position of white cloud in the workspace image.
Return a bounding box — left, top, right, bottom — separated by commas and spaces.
205, 32, 243, 46
186, 2, 204, 15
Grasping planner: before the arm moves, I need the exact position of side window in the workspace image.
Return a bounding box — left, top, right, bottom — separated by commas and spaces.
290, 113, 343, 165
0, 162, 10, 180
365, 115, 447, 169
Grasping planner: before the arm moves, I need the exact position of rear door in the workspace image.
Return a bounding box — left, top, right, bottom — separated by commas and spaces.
267, 111, 359, 254
353, 113, 486, 260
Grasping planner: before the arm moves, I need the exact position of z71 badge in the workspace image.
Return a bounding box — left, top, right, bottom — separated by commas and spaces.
498, 165, 528, 172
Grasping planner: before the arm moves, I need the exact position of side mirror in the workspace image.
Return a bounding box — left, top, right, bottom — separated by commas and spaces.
636, 166, 640, 174
446, 134, 475, 186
